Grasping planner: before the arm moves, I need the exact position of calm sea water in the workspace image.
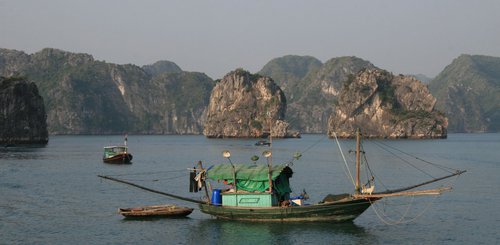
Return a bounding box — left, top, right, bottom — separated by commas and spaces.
0, 134, 499, 244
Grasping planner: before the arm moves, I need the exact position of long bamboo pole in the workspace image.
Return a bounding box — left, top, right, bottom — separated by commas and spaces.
98, 175, 204, 204
353, 187, 452, 198
268, 116, 273, 192
372, 170, 467, 195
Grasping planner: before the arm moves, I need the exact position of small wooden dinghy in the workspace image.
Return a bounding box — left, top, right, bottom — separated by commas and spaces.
118, 204, 194, 218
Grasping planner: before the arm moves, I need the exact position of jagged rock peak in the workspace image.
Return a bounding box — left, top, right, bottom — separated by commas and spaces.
0, 76, 48, 145
142, 60, 182, 76
204, 69, 298, 138
328, 69, 447, 139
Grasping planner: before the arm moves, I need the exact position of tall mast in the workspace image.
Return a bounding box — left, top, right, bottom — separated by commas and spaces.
355, 128, 361, 194
267, 116, 273, 192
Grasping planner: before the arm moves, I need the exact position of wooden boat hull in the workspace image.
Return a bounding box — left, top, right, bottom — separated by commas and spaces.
255, 140, 271, 146
103, 153, 133, 164
199, 197, 377, 222
119, 205, 194, 218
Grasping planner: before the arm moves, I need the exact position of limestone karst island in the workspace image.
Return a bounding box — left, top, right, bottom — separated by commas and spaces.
1, 48, 499, 142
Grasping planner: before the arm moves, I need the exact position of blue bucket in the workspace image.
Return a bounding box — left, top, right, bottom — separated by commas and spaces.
211, 189, 222, 205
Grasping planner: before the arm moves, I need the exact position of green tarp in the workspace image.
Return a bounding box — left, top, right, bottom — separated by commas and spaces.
207, 164, 292, 194
207, 164, 286, 181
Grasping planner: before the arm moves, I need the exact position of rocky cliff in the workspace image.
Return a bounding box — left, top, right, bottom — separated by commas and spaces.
260, 56, 375, 133
327, 69, 447, 138
3, 47, 490, 136
0, 48, 213, 134
204, 69, 296, 138
0, 77, 48, 145
429, 54, 500, 132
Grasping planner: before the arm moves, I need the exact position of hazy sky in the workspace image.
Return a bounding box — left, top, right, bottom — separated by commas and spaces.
1, 0, 499, 79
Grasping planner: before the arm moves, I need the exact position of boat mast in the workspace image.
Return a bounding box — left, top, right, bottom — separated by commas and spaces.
355, 128, 361, 194
267, 115, 273, 192
267, 155, 273, 192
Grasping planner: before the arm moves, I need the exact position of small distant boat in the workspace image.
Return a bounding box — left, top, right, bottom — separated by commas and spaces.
103, 146, 133, 164
103, 135, 132, 164
118, 204, 194, 218
255, 140, 271, 146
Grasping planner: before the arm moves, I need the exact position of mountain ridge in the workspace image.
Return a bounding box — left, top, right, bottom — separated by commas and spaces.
1, 47, 497, 134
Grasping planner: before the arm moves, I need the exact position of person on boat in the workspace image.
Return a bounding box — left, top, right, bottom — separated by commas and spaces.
222, 179, 235, 193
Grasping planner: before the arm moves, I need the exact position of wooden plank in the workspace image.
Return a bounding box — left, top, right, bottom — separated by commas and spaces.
353, 187, 452, 198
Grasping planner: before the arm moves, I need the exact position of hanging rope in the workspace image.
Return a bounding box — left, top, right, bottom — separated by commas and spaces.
368, 167, 463, 225
369, 191, 441, 225
360, 143, 389, 192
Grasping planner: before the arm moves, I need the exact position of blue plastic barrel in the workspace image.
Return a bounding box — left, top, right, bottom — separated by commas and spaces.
211, 189, 222, 205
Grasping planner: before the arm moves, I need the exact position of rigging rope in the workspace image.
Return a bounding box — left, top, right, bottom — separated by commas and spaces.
360, 143, 390, 191
370, 140, 437, 179
371, 140, 458, 173
333, 132, 356, 187
282, 134, 329, 166
301, 134, 328, 155
360, 143, 375, 184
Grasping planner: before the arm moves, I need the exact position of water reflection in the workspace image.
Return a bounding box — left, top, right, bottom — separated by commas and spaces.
188, 219, 377, 244
120, 216, 192, 222
0, 145, 47, 160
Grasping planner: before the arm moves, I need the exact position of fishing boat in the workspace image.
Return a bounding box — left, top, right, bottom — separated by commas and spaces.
103, 145, 133, 164
103, 135, 133, 164
191, 129, 466, 222
99, 128, 466, 223
119, 204, 194, 218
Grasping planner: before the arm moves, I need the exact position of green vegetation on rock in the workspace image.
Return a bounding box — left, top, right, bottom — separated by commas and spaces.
0, 48, 213, 134
429, 54, 500, 132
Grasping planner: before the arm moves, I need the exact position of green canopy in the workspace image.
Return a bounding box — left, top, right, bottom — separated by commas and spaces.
207, 164, 286, 181
207, 164, 292, 194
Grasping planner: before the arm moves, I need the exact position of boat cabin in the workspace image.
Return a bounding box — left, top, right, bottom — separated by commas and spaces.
103, 146, 129, 158
206, 164, 293, 207
103, 145, 133, 164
